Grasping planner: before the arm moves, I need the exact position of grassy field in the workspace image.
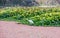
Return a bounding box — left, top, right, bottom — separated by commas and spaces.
0, 7, 60, 26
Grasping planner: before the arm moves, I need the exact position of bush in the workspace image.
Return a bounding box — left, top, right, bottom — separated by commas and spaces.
0, 7, 60, 26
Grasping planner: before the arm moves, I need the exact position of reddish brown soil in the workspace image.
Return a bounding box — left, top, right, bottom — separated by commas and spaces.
0, 21, 60, 38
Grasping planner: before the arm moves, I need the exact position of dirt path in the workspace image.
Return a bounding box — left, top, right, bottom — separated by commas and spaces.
0, 21, 60, 38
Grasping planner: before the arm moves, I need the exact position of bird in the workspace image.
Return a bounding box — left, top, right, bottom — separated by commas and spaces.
28, 20, 34, 25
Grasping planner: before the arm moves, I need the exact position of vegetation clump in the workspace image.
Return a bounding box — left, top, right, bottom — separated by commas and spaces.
0, 7, 60, 26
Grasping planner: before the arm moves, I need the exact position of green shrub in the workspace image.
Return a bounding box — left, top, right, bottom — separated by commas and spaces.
0, 7, 60, 26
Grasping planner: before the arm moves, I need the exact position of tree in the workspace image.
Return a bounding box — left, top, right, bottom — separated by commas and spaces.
0, 0, 39, 6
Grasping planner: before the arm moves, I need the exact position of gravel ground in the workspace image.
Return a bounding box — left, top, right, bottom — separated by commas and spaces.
0, 21, 60, 38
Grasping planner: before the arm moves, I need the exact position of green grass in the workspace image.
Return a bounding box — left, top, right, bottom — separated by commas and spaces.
0, 7, 60, 26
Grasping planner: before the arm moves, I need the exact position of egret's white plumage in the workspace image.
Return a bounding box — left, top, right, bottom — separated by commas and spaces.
28, 20, 34, 24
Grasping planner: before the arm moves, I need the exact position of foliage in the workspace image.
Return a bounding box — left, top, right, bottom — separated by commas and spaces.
0, 7, 60, 26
